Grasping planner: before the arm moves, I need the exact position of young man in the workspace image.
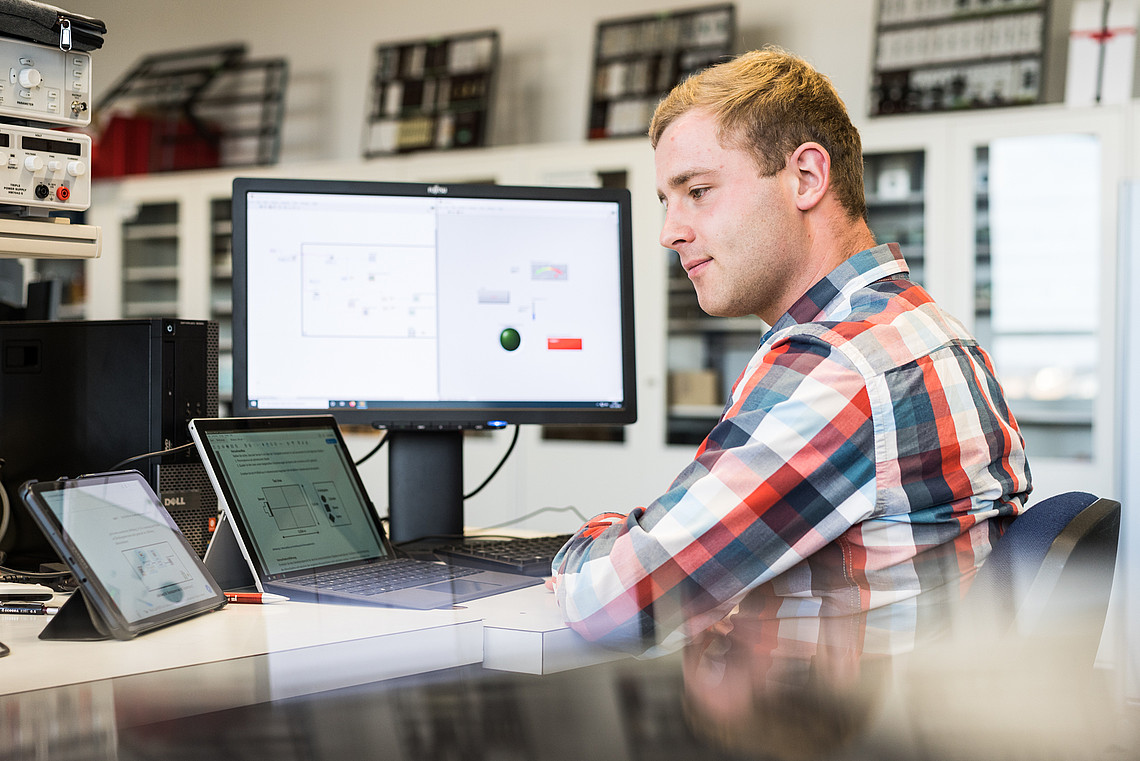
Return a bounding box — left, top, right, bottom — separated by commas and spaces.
551, 48, 1032, 653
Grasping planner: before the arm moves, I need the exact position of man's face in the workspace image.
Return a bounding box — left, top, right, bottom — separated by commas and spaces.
654, 109, 805, 321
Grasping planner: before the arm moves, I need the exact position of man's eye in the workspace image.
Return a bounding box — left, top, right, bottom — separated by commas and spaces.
690, 187, 709, 200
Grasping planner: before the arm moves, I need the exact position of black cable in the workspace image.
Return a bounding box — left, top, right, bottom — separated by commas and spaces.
390, 506, 589, 550
0, 565, 73, 579
354, 430, 388, 467
391, 532, 466, 551
473, 505, 590, 531
463, 425, 520, 500
108, 441, 196, 472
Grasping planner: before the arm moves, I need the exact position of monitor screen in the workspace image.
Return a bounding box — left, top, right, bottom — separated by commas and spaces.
230, 177, 637, 543
232, 177, 636, 428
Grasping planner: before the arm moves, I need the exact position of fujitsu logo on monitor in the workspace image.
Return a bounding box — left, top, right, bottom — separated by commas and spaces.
426, 184, 448, 195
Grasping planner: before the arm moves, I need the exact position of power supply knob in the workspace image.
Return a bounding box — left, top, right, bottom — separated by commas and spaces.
17, 68, 41, 89
47, 160, 63, 173
23, 155, 43, 172
66, 160, 86, 177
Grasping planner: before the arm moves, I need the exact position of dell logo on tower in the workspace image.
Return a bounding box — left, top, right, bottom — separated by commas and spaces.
427, 184, 448, 195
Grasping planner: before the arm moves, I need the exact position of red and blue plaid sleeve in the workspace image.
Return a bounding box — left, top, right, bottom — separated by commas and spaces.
553, 336, 879, 650
552, 245, 1030, 653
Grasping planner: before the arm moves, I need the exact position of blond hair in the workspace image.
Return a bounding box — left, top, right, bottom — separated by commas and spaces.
650, 48, 866, 220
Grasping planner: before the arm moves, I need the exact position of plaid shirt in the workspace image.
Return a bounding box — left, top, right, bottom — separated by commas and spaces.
552, 243, 1032, 653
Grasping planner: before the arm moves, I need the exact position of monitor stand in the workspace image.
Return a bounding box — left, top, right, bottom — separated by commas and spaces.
386, 429, 464, 548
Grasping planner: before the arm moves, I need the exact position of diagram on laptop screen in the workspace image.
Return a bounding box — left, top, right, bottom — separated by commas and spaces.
262, 482, 352, 531
312, 481, 351, 525
262, 484, 317, 530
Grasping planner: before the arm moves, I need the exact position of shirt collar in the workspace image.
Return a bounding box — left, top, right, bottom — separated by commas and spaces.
768, 243, 909, 333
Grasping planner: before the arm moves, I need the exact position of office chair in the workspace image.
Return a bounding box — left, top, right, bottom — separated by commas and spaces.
968, 490, 1122, 660
903, 494, 1123, 760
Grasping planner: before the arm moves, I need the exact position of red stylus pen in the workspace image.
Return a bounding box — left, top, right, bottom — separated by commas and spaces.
224, 592, 289, 604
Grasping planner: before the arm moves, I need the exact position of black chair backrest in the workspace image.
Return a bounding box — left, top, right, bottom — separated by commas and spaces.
968, 491, 1121, 658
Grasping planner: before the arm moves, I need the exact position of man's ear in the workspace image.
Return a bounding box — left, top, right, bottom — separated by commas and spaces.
789, 142, 830, 212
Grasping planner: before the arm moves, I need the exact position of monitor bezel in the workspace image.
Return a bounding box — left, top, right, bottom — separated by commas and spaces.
230, 176, 637, 430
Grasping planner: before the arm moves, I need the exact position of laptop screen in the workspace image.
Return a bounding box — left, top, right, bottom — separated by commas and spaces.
195, 421, 390, 578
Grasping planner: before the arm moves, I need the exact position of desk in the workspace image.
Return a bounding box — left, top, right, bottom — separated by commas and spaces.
462, 584, 625, 674
3, 588, 1138, 760
0, 596, 483, 724
0, 583, 617, 727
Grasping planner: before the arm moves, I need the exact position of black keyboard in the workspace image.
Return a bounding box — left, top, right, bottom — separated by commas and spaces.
434, 534, 573, 576
296, 558, 480, 596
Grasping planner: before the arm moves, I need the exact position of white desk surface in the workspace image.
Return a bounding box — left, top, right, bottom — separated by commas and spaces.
0, 583, 619, 724
460, 584, 625, 674
0, 597, 482, 700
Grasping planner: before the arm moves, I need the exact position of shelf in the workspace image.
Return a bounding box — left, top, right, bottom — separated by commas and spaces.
587, 4, 734, 140
667, 278, 693, 293
871, 3, 1045, 115
96, 45, 288, 176
1009, 408, 1094, 427
123, 301, 178, 317
123, 265, 179, 282
363, 30, 499, 157
123, 223, 178, 240
865, 191, 924, 207
668, 318, 767, 335
668, 404, 723, 419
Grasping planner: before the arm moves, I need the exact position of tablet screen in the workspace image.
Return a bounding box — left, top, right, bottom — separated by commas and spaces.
25, 472, 224, 632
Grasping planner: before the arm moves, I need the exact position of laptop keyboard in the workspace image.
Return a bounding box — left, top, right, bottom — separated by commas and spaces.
296, 558, 481, 596
434, 534, 573, 576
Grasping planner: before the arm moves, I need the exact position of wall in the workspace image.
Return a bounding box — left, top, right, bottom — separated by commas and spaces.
65, 0, 1083, 164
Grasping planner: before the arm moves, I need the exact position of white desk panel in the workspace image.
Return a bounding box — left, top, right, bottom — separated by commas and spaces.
460, 584, 625, 674
0, 598, 484, 699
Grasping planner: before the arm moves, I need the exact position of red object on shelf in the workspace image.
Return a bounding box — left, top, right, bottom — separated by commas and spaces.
92, 113, 221, 178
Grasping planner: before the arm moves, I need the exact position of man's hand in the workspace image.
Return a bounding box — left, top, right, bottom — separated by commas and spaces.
580, 512, 626, 539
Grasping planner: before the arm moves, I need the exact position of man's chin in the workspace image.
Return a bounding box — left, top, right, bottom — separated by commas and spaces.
697, 301, 754, 320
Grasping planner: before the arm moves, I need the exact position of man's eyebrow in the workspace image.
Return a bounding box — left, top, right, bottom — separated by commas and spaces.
667, 168, 714, 188
657, 167, 716, 200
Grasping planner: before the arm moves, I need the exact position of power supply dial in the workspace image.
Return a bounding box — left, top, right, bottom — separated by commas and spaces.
0, 39, 91, 126
0, 125, 91, 211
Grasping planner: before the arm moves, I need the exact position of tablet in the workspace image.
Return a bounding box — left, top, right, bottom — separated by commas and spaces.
20, 471, 227, 640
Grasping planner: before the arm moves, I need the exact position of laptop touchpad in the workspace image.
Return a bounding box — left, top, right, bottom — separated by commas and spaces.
421, 580, 501, 595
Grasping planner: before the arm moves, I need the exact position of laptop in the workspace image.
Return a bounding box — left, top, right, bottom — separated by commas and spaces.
189, 415, 540, 609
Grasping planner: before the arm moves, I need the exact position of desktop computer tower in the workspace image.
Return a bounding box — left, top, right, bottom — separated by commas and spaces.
0, 318, 219, 567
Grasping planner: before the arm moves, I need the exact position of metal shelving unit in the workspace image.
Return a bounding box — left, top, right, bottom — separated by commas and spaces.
120, 201, 178, 318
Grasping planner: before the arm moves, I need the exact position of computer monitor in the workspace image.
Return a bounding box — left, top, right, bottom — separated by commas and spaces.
231, 176, 637, 543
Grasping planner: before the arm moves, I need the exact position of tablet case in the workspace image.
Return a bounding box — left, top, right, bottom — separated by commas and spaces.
21, 472, 228, 641
39, 588, 106, 641
0, 0, 106, 51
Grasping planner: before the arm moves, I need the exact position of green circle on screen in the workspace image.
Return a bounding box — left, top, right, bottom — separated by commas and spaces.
500, 328, 521, 351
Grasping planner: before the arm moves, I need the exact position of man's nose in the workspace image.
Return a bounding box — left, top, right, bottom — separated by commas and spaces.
659, 208, 693, 250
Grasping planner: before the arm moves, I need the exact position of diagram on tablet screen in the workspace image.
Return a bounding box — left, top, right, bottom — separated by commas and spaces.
124, 542, 194, 589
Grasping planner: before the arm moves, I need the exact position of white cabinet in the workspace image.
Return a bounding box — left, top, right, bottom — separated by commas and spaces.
944, 105, 1125, 503
120, 201, 179, 317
